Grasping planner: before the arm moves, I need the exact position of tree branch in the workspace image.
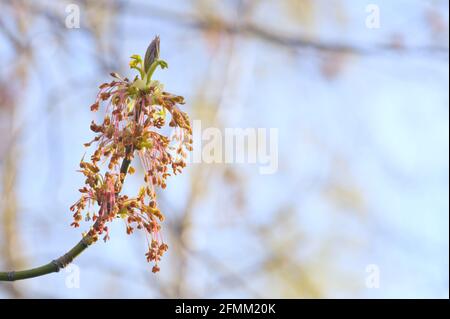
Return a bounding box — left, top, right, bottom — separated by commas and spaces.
122, 2, 449, 57
0, 151, 133, 282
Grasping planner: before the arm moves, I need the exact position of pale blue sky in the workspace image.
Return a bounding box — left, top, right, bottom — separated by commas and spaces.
0, 0, 448, 298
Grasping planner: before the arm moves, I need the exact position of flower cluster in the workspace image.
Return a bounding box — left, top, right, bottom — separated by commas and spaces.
70, 37, 192, 273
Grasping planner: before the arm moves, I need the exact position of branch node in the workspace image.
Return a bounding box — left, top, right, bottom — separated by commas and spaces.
80, 236, 90, 248
7, 271, 15, 281
51, 259, 63, 272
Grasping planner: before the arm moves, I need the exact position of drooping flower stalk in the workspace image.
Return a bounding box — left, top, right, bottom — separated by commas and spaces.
0, 36, 192, 281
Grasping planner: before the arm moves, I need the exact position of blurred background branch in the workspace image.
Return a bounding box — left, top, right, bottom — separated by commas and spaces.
0, 0, 448, 298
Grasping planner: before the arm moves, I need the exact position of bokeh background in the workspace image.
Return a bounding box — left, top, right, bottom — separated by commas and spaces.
0, 0, 448, 298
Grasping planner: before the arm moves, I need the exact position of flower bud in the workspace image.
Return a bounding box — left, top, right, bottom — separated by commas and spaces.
144, 36, 160, 73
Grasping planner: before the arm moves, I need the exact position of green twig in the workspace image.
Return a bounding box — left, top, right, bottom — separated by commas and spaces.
0, 152, 132, 282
